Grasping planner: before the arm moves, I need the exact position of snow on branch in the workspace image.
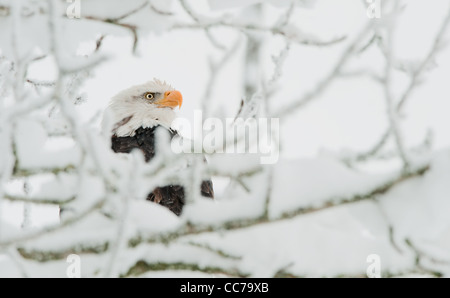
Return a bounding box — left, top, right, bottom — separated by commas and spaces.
273, 22, 374, 118
339, 4, 450, 168
1, 0, 450, 278
173, 0, 346, 48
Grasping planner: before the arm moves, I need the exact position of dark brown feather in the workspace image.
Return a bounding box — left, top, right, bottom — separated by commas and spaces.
111, 126, 213, 216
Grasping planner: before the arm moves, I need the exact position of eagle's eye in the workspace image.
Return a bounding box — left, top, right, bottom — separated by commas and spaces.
145, 92, 154, 100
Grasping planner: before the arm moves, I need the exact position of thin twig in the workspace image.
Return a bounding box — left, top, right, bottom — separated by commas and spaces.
383, 1, 410, 170
397, 5, 450, 111
3, 194, 75, 205
273, 22, 373, 118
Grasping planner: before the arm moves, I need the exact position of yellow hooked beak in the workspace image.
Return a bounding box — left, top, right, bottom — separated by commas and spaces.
155, 90, 183, 109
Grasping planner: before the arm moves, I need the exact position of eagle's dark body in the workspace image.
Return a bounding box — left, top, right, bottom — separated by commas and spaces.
111, 126, 214, 216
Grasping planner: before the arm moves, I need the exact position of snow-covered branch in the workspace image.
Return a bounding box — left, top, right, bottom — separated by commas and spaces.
1, 0, 450, 278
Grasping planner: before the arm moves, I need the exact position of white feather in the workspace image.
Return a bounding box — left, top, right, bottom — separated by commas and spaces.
104, 79, 177, 137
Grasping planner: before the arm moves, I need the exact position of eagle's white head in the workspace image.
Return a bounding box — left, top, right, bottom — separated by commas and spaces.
105, 79, 183, 137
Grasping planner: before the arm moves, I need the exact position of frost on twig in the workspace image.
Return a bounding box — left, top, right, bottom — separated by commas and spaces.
1, 0, 450, 278
341, 4, 450, 170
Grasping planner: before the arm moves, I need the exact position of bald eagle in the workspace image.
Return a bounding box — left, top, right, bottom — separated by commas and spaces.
105, 79, 214, 215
